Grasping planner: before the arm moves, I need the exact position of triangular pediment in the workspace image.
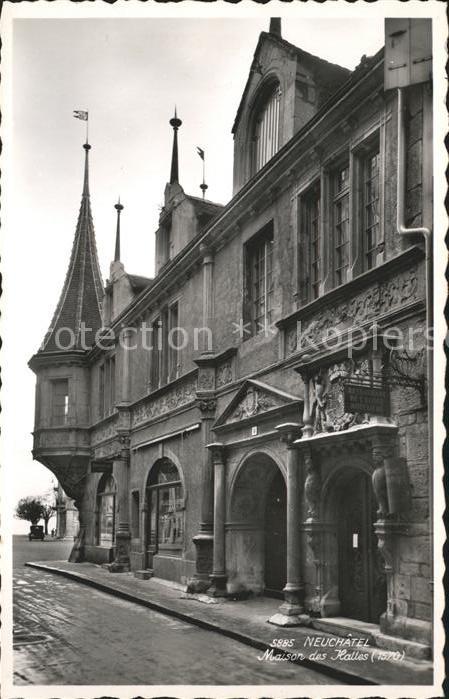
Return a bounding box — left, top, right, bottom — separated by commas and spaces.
214, 379, 301, 429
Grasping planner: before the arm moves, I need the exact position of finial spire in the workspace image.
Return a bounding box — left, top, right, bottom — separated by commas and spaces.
82, 142, 91, 196
39, 141, 104, 353
114, 198, 124, 262
169, 107, 182, 185
269, 18, 282, 38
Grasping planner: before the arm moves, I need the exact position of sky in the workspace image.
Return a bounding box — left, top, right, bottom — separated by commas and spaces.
2, 4, 433, 533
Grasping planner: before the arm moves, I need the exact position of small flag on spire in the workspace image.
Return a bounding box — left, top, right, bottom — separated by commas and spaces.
196, 147, 205, 161
73, 110, 88, 121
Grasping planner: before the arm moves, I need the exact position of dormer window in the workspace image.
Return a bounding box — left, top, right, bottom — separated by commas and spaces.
252, 83, 281, 173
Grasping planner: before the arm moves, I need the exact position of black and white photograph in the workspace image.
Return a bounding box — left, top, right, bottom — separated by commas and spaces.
0, 1, 446, 696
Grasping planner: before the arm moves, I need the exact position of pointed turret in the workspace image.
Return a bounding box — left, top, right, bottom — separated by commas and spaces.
40, 143, 104, 352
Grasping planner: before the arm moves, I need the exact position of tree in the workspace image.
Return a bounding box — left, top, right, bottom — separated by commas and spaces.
15, 497, 45, 526
41, 503, 55, 535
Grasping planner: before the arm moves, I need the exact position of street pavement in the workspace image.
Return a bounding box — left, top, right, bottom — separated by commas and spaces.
13, 536, 341, 685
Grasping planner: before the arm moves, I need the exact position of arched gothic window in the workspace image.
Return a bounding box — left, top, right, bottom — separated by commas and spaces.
97, 474, 117, 546
252, 83, 281, 173
147, 459, 184, 552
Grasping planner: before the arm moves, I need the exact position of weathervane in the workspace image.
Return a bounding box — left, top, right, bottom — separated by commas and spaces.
197, 147, 208, 199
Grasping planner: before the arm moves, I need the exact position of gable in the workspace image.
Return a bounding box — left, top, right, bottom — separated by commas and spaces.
214, 379, 302, 429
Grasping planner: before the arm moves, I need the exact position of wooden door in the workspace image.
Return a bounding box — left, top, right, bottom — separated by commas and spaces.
338, 470, 386, 623
264, 470, 287, 596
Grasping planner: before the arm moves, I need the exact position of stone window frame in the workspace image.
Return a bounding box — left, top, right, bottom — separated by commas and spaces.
249, 76, 282, 177
295, 124, 385, 298
350, 126, 385, 277
148, 297, 182, 392
243, 220, 275, 339
98, 352, 116, 419
297, 179, 322, 305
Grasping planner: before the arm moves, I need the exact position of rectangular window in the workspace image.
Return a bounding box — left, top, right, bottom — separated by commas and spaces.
363, 151, 380, 270
333, 164, 350, 286
168, 302, 179, 382
301, 184, 321, 301
150, 318, 161, 390
99, 364, 105, 418
99, 357, 115, 418
51, 379, 69, 426
109, 356, 116, 412
150, 304, 180, 389
244, 224, 274, 336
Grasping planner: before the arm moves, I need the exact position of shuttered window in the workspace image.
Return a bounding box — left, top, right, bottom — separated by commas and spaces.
253, 85, 281, 172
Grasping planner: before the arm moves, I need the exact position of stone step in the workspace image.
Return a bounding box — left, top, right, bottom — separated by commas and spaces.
312, 617, 431, 660
134, 569, 153, 580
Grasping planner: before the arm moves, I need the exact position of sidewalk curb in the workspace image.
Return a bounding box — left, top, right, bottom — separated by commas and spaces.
26, 561, 378, 685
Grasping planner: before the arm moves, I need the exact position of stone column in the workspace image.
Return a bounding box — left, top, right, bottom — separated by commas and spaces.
200, 244, 214, 355
189, 413, 215, 592
270, 424, 308, 626
208, 442, 227, 597
107, 440, 131, 573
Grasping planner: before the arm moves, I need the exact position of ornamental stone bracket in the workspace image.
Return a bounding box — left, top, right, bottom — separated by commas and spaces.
371, 519, 432, 647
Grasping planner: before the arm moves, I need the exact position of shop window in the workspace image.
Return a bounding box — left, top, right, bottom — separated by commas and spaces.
97, 474, 117, 547
51, 379, 69, 426
243, 222, 274, 337
146, 459, 184, 553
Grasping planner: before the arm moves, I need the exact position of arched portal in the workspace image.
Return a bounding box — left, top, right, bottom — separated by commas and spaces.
323, 465, 386, 623
228, 451, 286, 596
144, 458, 184, 568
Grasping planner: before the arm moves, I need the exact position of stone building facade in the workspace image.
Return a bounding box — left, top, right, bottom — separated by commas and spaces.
29, 20, 433, 659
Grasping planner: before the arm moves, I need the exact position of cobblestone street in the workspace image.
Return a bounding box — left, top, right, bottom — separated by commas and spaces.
13, 537, 341, 686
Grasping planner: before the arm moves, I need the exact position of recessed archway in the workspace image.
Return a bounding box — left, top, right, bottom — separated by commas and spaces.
227, 450, 286, 596
322, 464, 387, 623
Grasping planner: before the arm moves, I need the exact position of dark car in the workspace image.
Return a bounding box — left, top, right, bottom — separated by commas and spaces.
29, 525, 45, 541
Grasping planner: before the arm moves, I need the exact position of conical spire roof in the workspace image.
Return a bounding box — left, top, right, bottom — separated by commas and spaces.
40, 143, 104, 353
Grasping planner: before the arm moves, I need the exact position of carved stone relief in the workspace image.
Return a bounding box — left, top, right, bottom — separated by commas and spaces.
132, 377, 196, 428
286, 267, 419, 356
197, 368, 215, 392
308, 358, 371, 435
228, 386, 283, 423
91, 421, 117, 446
216, 361, 233, 388
303, 453, 321, 520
